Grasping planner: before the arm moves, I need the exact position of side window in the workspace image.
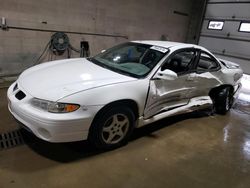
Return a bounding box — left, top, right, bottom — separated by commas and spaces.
197, 52, 219, 72
161, 50, 196, 74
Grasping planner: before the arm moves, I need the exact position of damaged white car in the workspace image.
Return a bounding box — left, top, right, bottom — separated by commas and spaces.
7, 41, 243, 149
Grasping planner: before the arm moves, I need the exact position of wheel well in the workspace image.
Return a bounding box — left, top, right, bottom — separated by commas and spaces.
102, 100, 139, 117
90, 99, 139, 128
209, 84, 234, 100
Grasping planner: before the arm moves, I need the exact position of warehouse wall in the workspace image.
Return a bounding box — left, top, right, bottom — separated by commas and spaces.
199, 0, 250, 74
0, 0, 204, 78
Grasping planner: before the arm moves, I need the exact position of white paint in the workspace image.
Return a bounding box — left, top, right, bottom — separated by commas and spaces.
7, 41, 243, 143
155, 69, 177, 80
18, 58, 136, 101
139, 96, 213, 127
219, 58, 240, 69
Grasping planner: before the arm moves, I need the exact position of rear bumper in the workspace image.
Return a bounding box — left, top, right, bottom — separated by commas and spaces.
7, 82, 103, 143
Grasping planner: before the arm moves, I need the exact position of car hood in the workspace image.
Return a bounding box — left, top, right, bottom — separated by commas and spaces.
18, 58, 136, 101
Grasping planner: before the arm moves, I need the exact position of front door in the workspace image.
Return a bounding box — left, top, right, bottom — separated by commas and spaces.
144, 49, 198, 119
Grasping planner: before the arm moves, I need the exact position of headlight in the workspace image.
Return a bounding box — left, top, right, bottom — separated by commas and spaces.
31, 98, 80, 113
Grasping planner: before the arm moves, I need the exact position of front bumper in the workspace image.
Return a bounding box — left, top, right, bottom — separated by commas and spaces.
7, 82, 103, 143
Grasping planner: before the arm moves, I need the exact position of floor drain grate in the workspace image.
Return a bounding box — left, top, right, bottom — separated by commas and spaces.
0, 129, 24, 150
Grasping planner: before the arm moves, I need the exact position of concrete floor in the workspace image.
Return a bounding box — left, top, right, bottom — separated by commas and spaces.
0, 88, 250, 188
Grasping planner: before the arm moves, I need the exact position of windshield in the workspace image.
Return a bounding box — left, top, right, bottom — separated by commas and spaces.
88, 42, 168, 78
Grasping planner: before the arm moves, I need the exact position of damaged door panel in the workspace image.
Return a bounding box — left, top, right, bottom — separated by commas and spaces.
186, 72, 222, 99
144, 48, 199, 119
144, 76, 191, 119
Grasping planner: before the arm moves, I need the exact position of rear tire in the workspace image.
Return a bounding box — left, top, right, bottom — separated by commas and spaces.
89, 106, 135, 150
214, 87, 233, 115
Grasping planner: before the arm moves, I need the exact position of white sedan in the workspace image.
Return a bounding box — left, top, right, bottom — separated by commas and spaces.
7, 41, 243, 149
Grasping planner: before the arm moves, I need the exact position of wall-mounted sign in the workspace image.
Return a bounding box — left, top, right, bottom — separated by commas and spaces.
208, 21, 224, 30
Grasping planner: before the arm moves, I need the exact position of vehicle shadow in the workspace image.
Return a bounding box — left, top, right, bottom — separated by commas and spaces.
21, 109, 213, 163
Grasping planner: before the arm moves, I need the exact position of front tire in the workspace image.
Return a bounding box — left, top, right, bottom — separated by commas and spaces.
89, 106, 135, 150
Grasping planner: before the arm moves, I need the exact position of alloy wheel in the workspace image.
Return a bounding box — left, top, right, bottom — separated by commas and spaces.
101, 114, 129, 144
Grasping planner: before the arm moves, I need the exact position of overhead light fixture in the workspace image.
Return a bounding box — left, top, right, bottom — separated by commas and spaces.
239, 22, 250, 33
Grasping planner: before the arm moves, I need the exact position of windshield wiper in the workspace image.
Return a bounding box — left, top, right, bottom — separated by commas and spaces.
88, 58, 110, 70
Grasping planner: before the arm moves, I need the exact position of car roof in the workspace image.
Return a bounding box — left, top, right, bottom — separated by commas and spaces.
132, 40, 206, 51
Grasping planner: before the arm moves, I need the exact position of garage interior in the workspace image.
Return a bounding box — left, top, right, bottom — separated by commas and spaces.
0, 0, 250, 187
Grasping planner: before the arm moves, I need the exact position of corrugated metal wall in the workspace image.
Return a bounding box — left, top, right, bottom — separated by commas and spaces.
199, 0, 250, 74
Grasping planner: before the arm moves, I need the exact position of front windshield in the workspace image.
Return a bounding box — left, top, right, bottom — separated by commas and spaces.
89, 42, 168, 78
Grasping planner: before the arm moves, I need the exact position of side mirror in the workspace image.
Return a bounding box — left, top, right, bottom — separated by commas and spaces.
155, 69, 177, 80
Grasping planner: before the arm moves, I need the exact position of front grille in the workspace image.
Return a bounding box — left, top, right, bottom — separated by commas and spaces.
15, 90, 26, 100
